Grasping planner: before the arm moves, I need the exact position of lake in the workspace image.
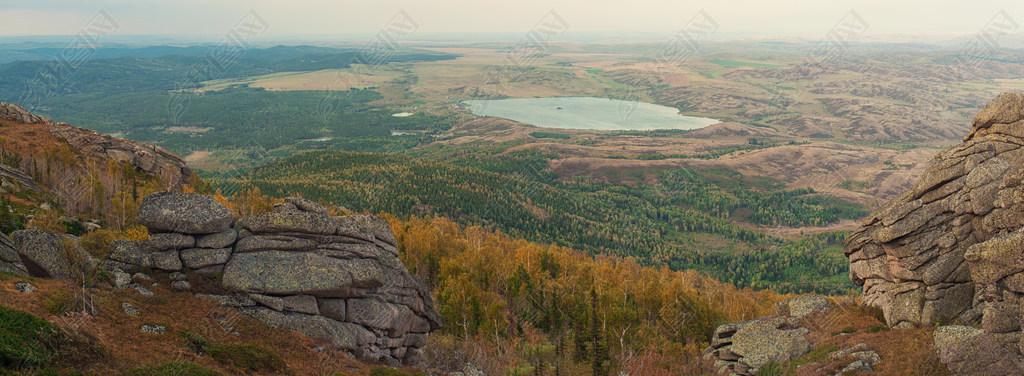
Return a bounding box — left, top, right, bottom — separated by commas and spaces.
463, 97, 720, 131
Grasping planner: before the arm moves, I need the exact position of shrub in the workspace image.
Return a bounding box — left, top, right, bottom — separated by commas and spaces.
0, 306, 58, 368
180, 331, 209, 355
208, 344, 286, 372
78, 229, 117, 259
40, 290, 78, 315
27, 209, 65, 234
123, 362, 221, 376
754, 361, 784, 376
121, 225, 150, 241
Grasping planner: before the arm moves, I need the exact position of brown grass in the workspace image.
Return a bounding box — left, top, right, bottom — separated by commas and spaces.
0, 273, 411, 375
791, 302, 951, 376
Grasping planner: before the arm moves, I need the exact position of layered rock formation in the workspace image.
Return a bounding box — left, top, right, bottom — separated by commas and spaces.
0, 102, 191, 190
845, 92, 1024, 326
0, 102, 53, 125
102, 192, 440, 365
844, 93, 1024, 373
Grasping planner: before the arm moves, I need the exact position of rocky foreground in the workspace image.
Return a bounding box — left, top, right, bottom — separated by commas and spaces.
1, 191, 441, 366
844, 92, 1024, 374
702, 92, 1024, 376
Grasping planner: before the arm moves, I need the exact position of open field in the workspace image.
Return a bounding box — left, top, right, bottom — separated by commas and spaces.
195, 65, 404, 92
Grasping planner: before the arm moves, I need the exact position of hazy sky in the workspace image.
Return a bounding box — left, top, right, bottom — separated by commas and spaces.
1, 0, 1023, 42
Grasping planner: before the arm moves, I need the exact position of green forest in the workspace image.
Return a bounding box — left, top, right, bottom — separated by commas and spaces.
0, 46, 458, 156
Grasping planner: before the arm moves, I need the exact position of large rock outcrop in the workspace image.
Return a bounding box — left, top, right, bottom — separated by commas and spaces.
11, 230, 94, 279
0, 102, 53, 125
844, 93, 1024, 373
703, 295, 831, 375
0, 231, 29, 276
50, 124, 191, 190
845, 92, 1024, 327
104, 193, 440, 365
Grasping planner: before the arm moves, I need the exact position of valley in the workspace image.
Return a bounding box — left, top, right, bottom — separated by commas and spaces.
1, 41, 1014, 296
0, 27, 1023, 375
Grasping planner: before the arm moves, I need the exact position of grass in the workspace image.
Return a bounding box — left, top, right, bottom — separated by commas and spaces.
710, 59, 783, 70
0, 306, 58, 368
208, 344, 287, 373
585, 68, 604, 74
175, 330, 286, 373
39, 290, 78, 316
590, 75, 633, 89
123, 362, 222, 376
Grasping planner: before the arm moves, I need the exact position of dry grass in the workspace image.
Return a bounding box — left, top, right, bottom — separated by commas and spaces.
790, 302, 951, 376
0, 273, 400, 375
251, 69, 398, 91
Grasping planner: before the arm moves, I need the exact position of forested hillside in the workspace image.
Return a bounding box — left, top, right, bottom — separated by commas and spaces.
0, 46, 459, 157
215, 147, 862, 294
387, 214, 789, 375
206, 189, 790, 375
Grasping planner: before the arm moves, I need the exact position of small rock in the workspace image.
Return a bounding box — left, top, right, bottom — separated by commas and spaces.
851, 350, 881, 365
171, 280, 191, 291
831, 343, 869, 359
839, 360, 872, 374
284, 197, 329, 216
169, 272, 187, 281
151, 250, 182, 271
982, 302, 1020, 333
122, 302, 140, 316
139, 324, 166, 334
135, 285, 154, 296
113, 269, 132, 289
14, 281, 36, 293
195, 229, 237, 249
132, 272, 151, 282
775, 295, 831, 318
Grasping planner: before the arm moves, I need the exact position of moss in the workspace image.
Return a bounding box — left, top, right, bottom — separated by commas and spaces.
179, 331, 209, 355
123, 362, 222, 376
0, 306, 58, 368
865, 325, 890, 333
368, 367, 429, 376
208, 344, 286, 372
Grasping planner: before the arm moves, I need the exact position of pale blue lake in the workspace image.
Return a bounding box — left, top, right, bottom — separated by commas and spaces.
463, 97, 720, 131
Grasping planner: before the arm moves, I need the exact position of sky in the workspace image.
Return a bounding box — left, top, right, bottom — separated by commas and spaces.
1, 0, 1022, 43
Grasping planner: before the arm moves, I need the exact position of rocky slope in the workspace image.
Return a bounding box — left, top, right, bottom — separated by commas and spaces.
844, 92, 1024, 374
0, 102, 191, 191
